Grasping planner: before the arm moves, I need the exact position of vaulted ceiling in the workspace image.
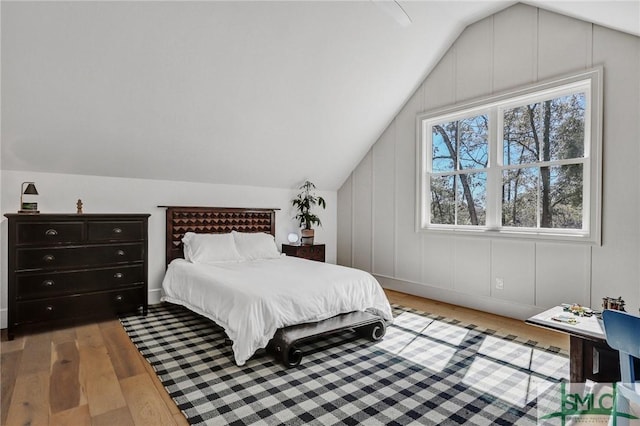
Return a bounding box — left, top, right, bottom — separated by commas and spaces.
2, 1, 638, 190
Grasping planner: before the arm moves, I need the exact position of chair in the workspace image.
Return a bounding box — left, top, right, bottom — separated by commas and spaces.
602, 309, 640, 426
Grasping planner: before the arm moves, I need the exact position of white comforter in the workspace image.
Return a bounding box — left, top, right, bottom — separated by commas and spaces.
161, 256, 393, 366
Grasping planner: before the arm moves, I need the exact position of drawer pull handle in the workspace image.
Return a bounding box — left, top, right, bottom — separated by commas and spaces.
115, 295, 123, 302
114, 272, 124, 279
45, 229, 58, 236
43, 254, 55, 262
45, 305, 54, 312
42, 280, 55, 287
112, 227, 123, 234
116, 250, 125, 256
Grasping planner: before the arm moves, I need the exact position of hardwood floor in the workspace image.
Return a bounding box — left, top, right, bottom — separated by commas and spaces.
0, 289, 568, 425
1, 319, 188, 426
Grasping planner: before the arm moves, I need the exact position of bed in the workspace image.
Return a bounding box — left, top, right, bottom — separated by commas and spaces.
159, 206, 393, 367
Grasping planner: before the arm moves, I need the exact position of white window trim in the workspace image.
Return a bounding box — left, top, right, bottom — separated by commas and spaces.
415, 67, 603, 245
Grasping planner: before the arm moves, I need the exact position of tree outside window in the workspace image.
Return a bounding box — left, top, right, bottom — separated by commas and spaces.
501, 93, 585, 229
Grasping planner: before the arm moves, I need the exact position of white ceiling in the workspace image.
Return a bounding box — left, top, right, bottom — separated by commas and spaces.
2, 1, 639, 191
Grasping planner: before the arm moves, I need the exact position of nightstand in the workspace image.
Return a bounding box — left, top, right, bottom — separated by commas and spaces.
282, 244, 325, 262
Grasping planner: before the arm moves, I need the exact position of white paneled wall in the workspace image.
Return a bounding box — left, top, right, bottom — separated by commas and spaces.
352, 151, 373, 272
537, 9, 592, 80
492, 5, 537, 91
421, 234, 453, 290
455, 16, 493, 101
393, 85, 424, 284
336, 174, 353, 267
490, 241, 535, 304
591, 25, 640, 310
372, 124, 395, 277
535, 244, 590, 308
453, 238, 491, 298
338, 3, 640, 319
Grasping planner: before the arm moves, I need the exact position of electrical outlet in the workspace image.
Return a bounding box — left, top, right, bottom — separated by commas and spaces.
495, 278, 504, 290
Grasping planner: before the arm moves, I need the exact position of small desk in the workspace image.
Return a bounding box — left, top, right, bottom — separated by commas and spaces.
526, 306, 620, 383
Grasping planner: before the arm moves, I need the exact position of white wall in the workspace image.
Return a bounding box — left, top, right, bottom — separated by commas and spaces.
0, 170, 337, 328
338, 4, 640, 319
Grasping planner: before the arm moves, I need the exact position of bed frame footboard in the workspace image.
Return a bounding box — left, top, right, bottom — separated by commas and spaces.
267, 311, 386, 367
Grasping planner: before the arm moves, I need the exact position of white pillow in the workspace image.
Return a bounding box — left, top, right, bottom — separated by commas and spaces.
232, 231, 281, 260
182, 232, 243, 264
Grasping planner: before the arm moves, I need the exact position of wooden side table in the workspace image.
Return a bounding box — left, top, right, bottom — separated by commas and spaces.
282, 244, 325, 262
526, 306, 620, 383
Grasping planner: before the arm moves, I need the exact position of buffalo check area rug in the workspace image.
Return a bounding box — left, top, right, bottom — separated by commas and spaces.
120, 303, 568, 425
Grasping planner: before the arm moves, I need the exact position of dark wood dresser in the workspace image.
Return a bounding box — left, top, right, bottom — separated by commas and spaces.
4, 213, 150, 340
281, 244, 325, 262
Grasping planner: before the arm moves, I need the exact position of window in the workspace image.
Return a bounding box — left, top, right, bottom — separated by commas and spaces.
417, 68, 602, 244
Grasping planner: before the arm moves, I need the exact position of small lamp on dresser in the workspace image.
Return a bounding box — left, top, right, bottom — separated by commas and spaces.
19, 182, 39, 213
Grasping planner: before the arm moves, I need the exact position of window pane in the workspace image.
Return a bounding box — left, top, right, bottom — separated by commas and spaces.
432, 115, 488, 173
459, 115, 489, 170
503, 105, 539, 165
548, 94, 585, 161
503, 93, 585, 166
541, 164, 583, 229
456, 173, 486, 226
502, 167, 538, 227
432, 122, 456, 172
430, 175, 455, 224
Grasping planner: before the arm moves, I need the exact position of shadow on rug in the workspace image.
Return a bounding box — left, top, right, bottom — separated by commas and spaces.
120, 303, 567, 425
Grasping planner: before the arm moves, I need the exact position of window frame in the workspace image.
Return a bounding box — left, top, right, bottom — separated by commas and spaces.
416, 67, 603, 244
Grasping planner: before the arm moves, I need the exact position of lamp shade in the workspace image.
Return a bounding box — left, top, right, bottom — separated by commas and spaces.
23, 183, 38, 195
287, 233, 299, 244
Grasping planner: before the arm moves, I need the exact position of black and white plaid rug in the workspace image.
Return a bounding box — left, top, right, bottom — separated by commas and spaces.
120, 303, 568, 425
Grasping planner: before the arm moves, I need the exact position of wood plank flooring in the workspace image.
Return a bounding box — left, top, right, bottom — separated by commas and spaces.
0, 289, 568, 425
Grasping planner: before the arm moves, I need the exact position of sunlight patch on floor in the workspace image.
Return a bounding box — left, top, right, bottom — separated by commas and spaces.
464, 339, 567, 408
421, 320, 470, 347
478, 335, 534, 369
403, 338, 457, 372
375, 327, 420, 353
464, 356, 546, 407
392, 311, 434, 333
378, 309, 568, 409
376, 313, 470, 373
530, 348, 569, 378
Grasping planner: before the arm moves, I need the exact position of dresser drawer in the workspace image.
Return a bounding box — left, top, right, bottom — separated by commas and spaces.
15, 287, 145, 324
16, 265, 145, 300
16, 243, 144, 271
88, 221, 144, 242
16, 222, 84, 245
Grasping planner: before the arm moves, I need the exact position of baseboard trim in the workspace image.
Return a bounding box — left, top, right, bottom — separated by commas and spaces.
148, 288, 163, 305
376, 274, 543, 321
0, 308, 6, 330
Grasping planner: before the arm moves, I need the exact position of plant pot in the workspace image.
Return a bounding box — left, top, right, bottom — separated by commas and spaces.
300, 229, 314, 245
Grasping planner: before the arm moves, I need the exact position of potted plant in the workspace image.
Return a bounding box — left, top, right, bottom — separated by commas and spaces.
292, 180, 326, 245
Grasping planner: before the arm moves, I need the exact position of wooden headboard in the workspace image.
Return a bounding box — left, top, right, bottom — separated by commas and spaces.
160, 206, 277, 266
